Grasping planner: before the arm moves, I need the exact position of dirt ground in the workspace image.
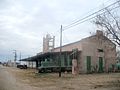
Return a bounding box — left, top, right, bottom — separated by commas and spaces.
1, 65, 120, 90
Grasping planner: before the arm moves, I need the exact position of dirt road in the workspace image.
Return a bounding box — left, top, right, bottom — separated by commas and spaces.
0, 65, 39, 90
0, 65, 120, 90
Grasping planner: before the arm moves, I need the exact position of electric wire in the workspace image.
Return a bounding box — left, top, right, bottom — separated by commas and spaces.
63, 5, 120, 31
63, 0, 120, 31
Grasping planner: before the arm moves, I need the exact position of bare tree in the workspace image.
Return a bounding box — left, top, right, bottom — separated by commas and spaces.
93, 3, 120, 46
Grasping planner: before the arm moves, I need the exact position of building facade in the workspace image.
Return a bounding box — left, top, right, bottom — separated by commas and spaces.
52, 30, 116, 73
21, 30, 116, 73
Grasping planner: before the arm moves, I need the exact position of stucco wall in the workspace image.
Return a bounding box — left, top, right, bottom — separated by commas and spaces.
51, 31, 116, 73
81, 34, 116, 73
53, 41, 82, 52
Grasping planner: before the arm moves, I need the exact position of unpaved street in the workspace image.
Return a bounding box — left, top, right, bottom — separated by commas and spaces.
0, 65, 120, 90
0, 65, 18, 90
0, 65, 39, 90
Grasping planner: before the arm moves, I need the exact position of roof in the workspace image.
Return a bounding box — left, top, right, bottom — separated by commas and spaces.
20, 51, 72, 61
52, 33, 116, 51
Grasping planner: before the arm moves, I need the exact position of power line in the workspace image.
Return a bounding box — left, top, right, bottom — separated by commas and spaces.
63, 0, 119, 29
55, 0, 120, 49
62, 0, 111, 27
63, 0, 120, 31
63, 5, 120, 31
55, 0, 116, 33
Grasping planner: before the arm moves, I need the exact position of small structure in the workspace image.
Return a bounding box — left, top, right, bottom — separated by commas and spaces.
72, 59, 78, 75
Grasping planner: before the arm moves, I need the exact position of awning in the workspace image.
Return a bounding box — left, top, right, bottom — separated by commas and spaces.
19, 51, 72, 62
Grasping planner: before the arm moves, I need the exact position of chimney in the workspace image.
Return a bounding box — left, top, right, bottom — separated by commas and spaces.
96, 30, 103, 36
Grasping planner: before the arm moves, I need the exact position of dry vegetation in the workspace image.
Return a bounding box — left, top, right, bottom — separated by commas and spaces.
7, 67, 120, 90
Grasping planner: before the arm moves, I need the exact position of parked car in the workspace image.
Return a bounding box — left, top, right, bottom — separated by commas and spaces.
17, 64, 27, 69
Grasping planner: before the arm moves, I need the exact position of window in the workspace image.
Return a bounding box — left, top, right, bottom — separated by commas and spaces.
98, 49, 103, 52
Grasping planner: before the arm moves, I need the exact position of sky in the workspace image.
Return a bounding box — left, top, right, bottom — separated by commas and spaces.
0, 0, 115, 62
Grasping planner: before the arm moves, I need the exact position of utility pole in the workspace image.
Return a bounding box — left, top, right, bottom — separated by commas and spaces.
19, 52, 21, 64
13, 50, 17, 67
59, 25, 62, 77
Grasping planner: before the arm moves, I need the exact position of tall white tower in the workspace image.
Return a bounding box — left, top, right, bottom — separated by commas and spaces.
43, 34, 55, 52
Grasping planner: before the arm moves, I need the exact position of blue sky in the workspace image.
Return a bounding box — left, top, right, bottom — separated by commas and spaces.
0, 0, 115, 62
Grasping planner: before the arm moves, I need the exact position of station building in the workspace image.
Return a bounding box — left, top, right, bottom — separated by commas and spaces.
21, 30, 116, 73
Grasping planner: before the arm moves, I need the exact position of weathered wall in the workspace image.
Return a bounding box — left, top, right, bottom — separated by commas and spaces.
52, 30, 116, 73
81, 31, 116, 73
53, 41, 82, 52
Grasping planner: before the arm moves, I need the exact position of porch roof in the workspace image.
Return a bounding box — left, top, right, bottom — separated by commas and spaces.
20, 51, 72, 62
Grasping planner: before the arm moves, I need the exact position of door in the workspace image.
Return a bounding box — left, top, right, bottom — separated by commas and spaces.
99, 57, 103, 72
86, 56, 91, 73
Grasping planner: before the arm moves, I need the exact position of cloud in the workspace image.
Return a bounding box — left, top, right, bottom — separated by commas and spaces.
0, 0, 114, 62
